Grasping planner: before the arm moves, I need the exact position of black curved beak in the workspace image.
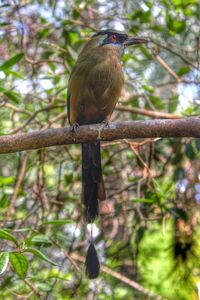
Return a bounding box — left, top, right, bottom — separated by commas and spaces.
123, 37, 148, 46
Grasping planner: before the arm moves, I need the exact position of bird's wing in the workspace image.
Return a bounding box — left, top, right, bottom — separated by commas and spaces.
67, 64, 77, 124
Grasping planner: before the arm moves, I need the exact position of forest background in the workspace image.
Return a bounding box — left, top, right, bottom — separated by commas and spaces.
0, 0, 200, 299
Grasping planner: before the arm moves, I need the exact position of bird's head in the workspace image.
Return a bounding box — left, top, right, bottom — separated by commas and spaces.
83, 29, 148, 53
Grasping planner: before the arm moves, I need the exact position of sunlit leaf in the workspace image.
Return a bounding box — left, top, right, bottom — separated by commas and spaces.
132, 197, 155, 204
3, 69, 24, 79
4, 91, 21, 104
26, 234, 52, 246
168, 95, 179, 113
0, 229, 18, 246
24, 247, 61, 266
0, 252, 9, 275
0, 53, 24, 70
0, 176, 15, 187
9, 253, 28, 279
42, 219, 71, 225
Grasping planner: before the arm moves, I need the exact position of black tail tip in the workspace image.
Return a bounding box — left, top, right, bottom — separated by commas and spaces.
85, 212, 98, 223
85, 242, 100, 279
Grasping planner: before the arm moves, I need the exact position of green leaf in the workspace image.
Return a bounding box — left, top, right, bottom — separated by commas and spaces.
24, 247, 61, 266
148, 95, 164, 109
9, 253, 28, 279
42, 219, 71, 225
0, 229, 18, 246
185, 143, 195, 159
10, 228, 33, 232
195, 139, 200, 151
140, 11, 151, 23
143, 85, 154, 93
3, 69, 24, 79
0, 53, 24, 70
0, 22, 11, 27
173, 167, 185, 181
4, 91, 21, 104
36, 282, 52, 292
27, 234, 52, 246
0, 194, 9, 209
132, 197, 154, 204
0, 176, 15, 187
38, 28, 50, 39
177, 66, 190, 76
0, 252, 9, 275
172, 19, 186, 33
168, 95, 179, 113
170, 207, 188, 221
41, 50, 54, 59
64, 173, 74, 184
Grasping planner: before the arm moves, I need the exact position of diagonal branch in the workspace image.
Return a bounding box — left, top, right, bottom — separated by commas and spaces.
0, 118, 200, 154
71, 253, 166, 300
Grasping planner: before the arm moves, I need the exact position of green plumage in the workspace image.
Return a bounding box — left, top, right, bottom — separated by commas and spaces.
68, 34, 124, 221
67, 30, 147, 278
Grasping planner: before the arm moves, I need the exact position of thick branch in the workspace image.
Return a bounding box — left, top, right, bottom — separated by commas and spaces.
0, 118, 200, 154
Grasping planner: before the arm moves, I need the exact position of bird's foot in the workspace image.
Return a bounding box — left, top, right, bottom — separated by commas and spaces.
101, 119, 110, 129
97, 120, 110, 140
71, 122, 80, 133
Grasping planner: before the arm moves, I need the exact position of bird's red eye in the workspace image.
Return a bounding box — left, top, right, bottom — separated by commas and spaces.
110, 35, 117, 42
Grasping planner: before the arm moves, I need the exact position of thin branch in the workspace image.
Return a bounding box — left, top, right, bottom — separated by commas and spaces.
155, 54, 181, 82
9, 104, 65, 134
150, 39, 198, 70
0, 118, 200, 154
116, 106, 182, 119
23, 278, 42, 299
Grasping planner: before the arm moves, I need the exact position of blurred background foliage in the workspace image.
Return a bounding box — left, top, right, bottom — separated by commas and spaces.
0, 0, 200, 299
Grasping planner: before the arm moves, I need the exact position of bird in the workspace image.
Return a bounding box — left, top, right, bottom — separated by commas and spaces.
67, 29, 147, 278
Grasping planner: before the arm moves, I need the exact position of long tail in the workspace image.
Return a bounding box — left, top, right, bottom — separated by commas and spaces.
81, 141, 105, 223
82, 142, 105, 279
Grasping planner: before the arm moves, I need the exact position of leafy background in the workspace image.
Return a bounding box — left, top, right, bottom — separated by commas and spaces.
0, 0, 200, 299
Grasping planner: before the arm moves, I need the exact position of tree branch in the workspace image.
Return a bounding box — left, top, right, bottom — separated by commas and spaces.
0, 117, 200, 154
71, 253, 165, 300
116, 105, 182, 119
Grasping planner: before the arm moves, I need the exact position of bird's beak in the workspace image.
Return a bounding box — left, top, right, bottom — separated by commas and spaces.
123, 37, 148, 46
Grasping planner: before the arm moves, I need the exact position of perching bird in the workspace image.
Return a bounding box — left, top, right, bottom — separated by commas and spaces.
67, 29, 147, 278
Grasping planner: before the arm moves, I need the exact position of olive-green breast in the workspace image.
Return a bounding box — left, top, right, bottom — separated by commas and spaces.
68, 46, 124, 125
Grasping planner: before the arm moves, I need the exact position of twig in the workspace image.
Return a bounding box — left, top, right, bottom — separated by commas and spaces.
150, 39, 198, 70
23, 279, 42, 299
155, 54, 181, 82
127, 141, 153, 178
116, 105, 182, 119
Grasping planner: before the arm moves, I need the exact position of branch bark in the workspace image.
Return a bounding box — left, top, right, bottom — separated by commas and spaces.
0, 117, 200, 154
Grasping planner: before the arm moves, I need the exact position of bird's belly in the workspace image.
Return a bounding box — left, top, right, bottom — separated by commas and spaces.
70, 84, 122, 125
69, 56, 124, 125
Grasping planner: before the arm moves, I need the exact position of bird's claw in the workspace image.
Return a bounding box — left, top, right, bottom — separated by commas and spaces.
71, 122, 80, 133
101, 120, 110, 129
97, 120, 110, 140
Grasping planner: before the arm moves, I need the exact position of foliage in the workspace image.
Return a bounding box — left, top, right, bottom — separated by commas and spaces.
0, 0, 200, 299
